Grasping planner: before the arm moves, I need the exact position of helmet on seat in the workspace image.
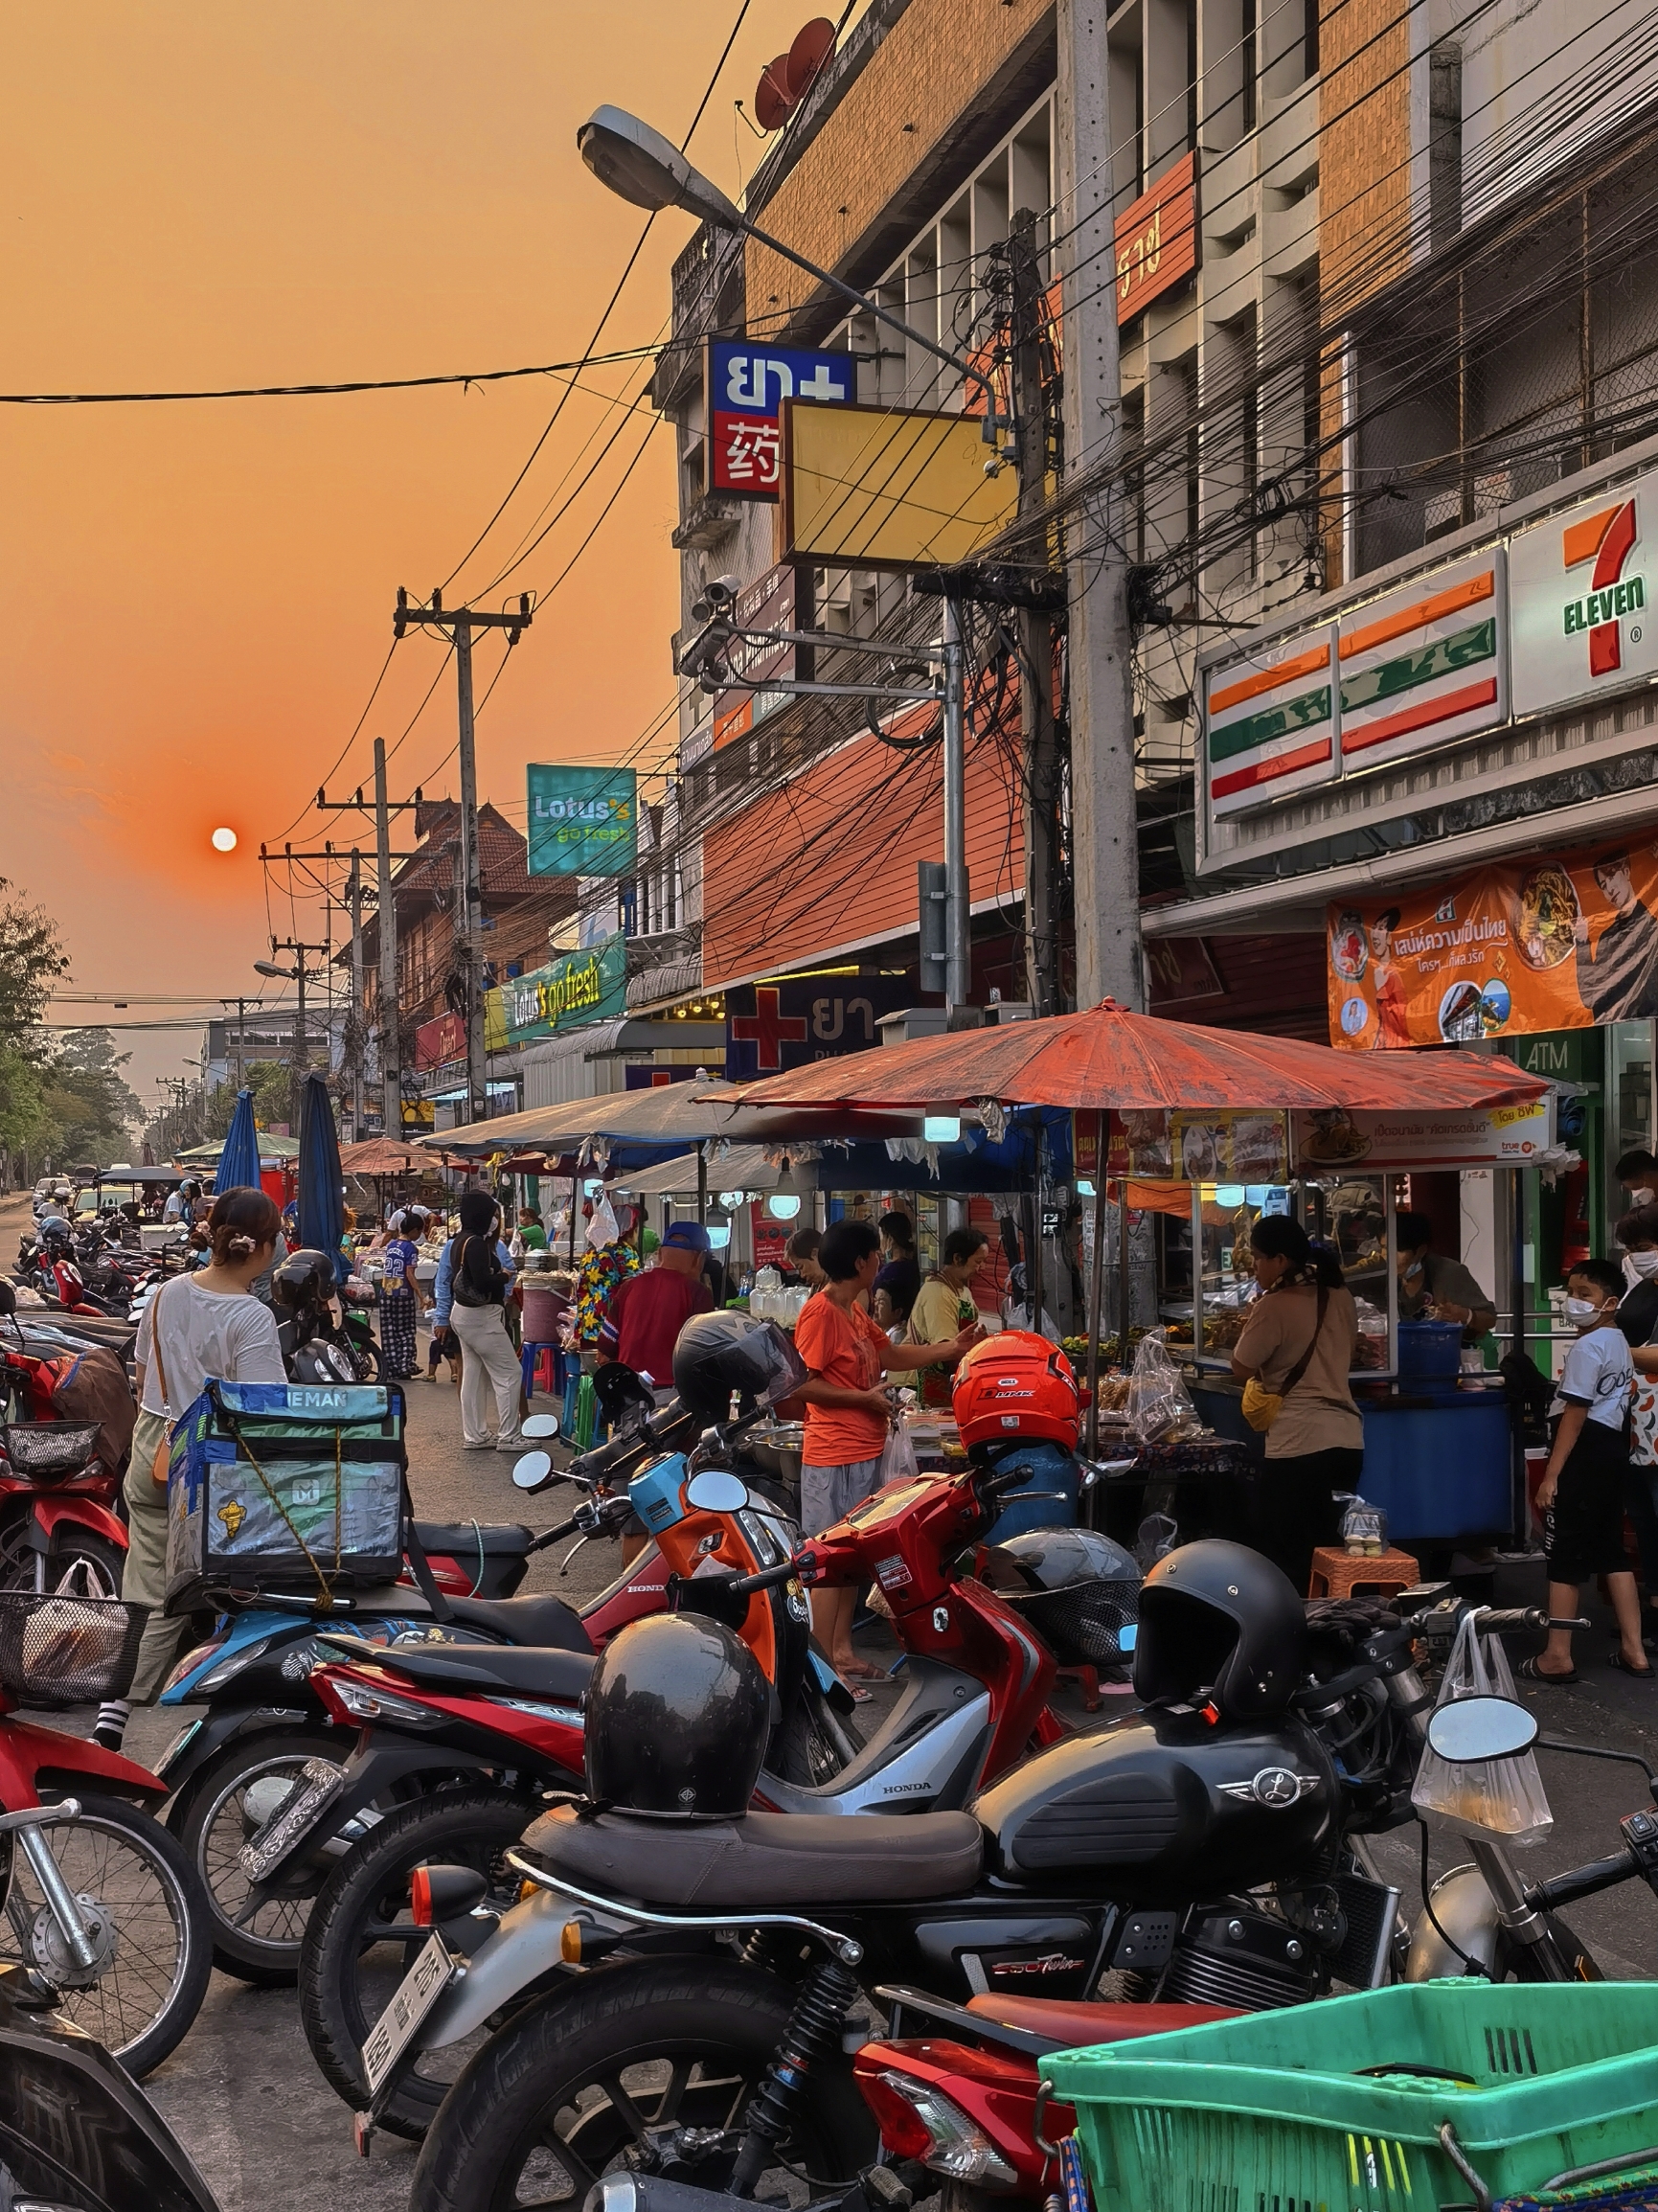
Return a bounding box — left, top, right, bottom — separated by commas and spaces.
584, 1613, 771, 1819
1132, 1539, 1307, 1722
990, 1526, 1141, 1670
671, 1310, 806, 1422
952, 1330, 1079, 1452
270, 1247, 338, 1311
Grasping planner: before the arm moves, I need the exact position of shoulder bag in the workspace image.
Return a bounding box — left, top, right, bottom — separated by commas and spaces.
1241, 1285, 1329, 1434
449, 1235, 492, 1309
148, 1278, 181, 1487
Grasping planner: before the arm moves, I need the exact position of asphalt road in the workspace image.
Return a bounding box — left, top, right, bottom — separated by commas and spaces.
9, 1195, 1658, 2209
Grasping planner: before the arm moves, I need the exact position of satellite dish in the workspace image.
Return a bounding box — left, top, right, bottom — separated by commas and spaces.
784, 17, 835, 104
755, 56, 793, 132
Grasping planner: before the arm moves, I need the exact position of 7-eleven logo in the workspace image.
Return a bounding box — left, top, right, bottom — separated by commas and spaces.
1562, 497, 1644, 676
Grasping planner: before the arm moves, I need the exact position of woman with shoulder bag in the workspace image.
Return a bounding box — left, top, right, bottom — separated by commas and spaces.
1230, 1215, 1363, 1593
95, 1187, 286, 1752
432, 1188, 522, 1452
1615, 1204, 1658, 1649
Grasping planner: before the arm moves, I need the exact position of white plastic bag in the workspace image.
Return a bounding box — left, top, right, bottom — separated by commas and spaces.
878, 1423, 920, 1489
1125, 1328, 1196, 1447
1411, 1614, 1553, 1844
585, 1192, 620, 1249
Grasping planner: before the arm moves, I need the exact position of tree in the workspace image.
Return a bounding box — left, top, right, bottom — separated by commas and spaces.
0, 883, 68, 1183
38, 1029, 145, 1168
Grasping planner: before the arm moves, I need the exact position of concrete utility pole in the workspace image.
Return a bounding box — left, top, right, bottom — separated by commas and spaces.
1056, 0, 1145, 1010
1009, 208, 1062, 1017
347, 850, 365, 1142
317, 758, 423, 1138
257, 942, 329, 1133
395, 589, 533, 1129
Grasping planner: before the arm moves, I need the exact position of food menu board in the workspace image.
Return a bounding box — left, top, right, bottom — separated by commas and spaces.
1292, 1099, 1554, 1169
1096, 1108, 1288, 1183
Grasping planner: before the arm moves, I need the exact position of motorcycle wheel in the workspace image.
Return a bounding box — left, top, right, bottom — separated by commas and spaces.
410, 1957, 874, 2212
0, 1527, 124, 1599
300, 1786, 537, 2136
0, 1790, 212, 2078
352, 1334, 386, 1383
772, 1681, 863, 1787
174, 1726, 352, 1984
1497, 1907, 1606, 1980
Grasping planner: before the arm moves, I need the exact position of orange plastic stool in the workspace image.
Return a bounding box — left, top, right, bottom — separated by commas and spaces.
1307, 1545, 1420, 1602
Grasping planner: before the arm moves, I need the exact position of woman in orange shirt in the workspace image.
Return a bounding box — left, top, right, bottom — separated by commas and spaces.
793, 1217, 984, 1684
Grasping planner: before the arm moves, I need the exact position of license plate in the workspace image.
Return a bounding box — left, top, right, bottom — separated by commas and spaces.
361, 1930, 457, 2097
237, 1759, 346, 1883
154, 1720, 203, 1777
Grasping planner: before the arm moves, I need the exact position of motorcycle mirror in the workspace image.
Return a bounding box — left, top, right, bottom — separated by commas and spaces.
685, 1468, 749, 1514
521, 1413, 560, 1440
1425, 1694, 1538, 1765
511, 1449, 555, 1491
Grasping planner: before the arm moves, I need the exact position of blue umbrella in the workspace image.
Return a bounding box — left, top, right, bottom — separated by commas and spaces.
216, 1088, 262, 1197
297, 1071, 348, 1282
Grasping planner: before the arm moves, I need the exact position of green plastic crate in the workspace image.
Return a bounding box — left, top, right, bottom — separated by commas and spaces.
1045, 1982, 1658, 2212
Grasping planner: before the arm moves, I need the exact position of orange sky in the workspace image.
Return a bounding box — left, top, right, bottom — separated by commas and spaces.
0, 1, 814, 1107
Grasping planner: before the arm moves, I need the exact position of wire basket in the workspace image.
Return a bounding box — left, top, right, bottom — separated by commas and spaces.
1, 1423, 102, 1478
1003, 1577, 1141, 1668
0, 1593, 148, 1708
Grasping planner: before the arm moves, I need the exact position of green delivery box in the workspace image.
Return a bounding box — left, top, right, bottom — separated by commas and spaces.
166, 1380, 406, 1608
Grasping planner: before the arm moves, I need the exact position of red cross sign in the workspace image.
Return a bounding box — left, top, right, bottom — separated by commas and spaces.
729, 986, 808, 1072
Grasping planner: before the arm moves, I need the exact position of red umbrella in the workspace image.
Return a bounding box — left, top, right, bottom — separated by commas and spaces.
731, 1000, 1548, 1113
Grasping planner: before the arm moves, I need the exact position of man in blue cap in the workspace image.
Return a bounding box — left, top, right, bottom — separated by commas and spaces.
598, 1219, 715, 1401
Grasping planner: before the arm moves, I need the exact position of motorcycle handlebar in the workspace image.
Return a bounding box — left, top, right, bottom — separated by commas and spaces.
723, 1554, 811, 1597
1529, 1848, 1642, 1911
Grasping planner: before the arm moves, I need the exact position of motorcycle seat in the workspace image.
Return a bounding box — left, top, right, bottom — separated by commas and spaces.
963, 1995, 1238, 2051
355, 1640, 596, 1701
441, 1591, 596, 1653
412, 1519, 535, 1560
519, 1803, 985, 1908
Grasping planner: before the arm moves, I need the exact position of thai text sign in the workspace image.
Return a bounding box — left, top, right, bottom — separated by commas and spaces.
414, 1012, 466, 1072
526, 764, 637, 878
1115, 152, 1196, 324
706, 339, 855, 500
1291, 1101, 1553, 1168
1327, 837, 1658, 1048
485, 933, 626, 1050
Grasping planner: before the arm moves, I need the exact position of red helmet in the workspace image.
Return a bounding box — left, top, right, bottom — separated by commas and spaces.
952, 1330, 1079, 1451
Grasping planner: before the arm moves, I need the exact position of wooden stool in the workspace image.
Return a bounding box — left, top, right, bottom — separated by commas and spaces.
1307, 1545, 1420, 1602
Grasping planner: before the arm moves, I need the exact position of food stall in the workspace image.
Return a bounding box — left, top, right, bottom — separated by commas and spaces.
725, 1001, 1556, 1562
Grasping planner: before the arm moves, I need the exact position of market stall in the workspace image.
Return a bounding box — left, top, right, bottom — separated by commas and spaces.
726, 1000, 1556, 1560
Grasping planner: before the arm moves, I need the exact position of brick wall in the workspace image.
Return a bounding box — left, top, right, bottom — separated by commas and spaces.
746, 0, 1054, 336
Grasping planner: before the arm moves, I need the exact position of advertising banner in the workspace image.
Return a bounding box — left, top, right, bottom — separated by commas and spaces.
1326, 836, 1658, 1048
1090, 1108, 1287, 1183
724, 974, 916, 1081
1291, 1100, 1553, 1170
1204, 625, 1336, 815
1334, 550, 1507, 771
486, 933, 627, 1050
1511, 468, 1658, 718
414, 1012, 466, 1072
706, 339, 856, 500
526, 764, 637, 878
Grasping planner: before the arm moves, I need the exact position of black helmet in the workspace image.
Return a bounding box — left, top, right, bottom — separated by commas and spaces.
991, 1527, 1141, 1669
584, 1613, 770, 1819
671, 1311, 806, 1422
270, 1247, 337, 1310
39, 1218, 73, 1250
1132, 1539, 1307, 1722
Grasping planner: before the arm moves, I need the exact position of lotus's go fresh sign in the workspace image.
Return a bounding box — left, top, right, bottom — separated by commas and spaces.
526, 764, 637, 878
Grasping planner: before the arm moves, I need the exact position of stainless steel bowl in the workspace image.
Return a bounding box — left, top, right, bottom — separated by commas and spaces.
748, 1423, 804, 1482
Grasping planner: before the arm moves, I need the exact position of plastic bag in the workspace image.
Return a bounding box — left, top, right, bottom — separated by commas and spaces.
1338, 1493, 1389, 1555
1411, 1613, 1553, 1844
1135, 1510, 1179, 1572
1126, 1328, 1196, 1447
878, 1423, 920, 1489
585, 1192, 620, 1250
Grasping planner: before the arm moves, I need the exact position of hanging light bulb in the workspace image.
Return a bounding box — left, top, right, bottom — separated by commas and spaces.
766, 1155, 802, 1221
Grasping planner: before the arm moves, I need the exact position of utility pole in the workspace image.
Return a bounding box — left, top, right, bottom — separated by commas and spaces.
1008, 208, 1062, 1017
395, 589, 533, 1127
256, 942, 329, 1131
346, 851, 365, 1142
1056, 0, 1144, 1010
316, 764, 422, 1139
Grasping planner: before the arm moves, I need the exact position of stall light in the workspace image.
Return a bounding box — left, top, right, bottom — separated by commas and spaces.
1077, 1178, 1096, 1198
766, 1193, 802, 1220
582, 1178, 603, 1197
922, 1112, 962, 1144
706, 1222, 733, 1249
718, 1190, 745, 1210
1215, 1185, 1246, 1208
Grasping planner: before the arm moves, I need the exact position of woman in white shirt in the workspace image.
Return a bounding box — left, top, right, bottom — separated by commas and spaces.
95, 1187, 287, 1750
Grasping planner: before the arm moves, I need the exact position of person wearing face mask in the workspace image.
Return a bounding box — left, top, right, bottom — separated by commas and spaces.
1525, 1257, 1650, 1683
1395, 1210, 1496, 1344
1617, 1152, 1658, 1285
1616, 1204, 1658, 1648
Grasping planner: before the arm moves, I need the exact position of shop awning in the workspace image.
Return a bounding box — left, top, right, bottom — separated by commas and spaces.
338, 1138, 445, 1177
414, 1083, 913, 1163
723, 999, 1550, 1115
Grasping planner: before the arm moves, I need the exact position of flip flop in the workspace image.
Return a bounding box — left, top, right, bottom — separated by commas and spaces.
1610, 1651, 1656, 1679
839, 1658, 888, 1680
1514, 1654, 1579, 1685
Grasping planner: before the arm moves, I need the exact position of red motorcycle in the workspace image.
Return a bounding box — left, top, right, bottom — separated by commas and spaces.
0, 1294, 127, 1596
0, 1589, 212, 2077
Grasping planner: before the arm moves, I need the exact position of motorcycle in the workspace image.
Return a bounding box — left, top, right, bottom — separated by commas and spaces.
0, 1284, 129, 1597
390, 1542, 1444, 2209
0, 1590, 212, 2078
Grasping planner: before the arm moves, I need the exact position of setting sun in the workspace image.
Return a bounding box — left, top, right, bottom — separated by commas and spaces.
211, 827, 238, 852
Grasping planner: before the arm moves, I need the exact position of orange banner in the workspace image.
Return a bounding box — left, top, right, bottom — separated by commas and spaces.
1327, 837, 1658, 1048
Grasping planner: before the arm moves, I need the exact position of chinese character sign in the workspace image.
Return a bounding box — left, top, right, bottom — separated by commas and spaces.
526, 764, 637, 878
1327, 837, 1658, 1049
707, 340, 855, 501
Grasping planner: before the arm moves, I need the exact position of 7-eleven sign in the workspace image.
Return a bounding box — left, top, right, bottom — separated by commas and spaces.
1512, 472, 1658, 716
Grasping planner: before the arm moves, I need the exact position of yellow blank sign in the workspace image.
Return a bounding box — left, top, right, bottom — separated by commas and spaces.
780, 399, 1018, 568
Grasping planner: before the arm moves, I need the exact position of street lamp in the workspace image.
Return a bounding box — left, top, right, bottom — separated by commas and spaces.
578, 106, 1003, 418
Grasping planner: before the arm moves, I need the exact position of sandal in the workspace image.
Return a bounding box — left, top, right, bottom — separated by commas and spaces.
1610, 1651, 1655, 1679
1515, 1654, 1579, 1685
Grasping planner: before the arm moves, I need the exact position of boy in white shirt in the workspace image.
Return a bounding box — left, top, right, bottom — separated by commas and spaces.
1527, 1257, 1650, 1684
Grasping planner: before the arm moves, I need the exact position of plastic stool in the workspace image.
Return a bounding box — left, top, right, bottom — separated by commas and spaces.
520, 1341, 559, 1400
1307, 1545, 1421, 1602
